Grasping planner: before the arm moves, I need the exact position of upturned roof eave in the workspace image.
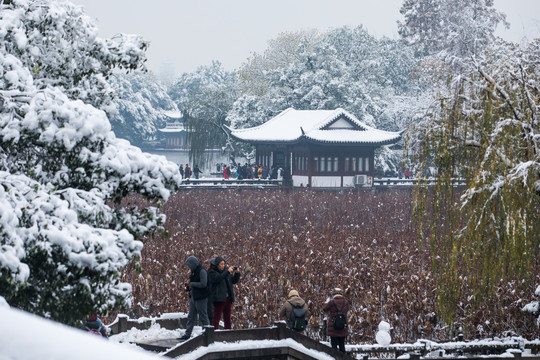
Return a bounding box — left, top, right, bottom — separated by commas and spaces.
230, 135, 401, 147
232, 138, 303, 145
302, 137, 401, 146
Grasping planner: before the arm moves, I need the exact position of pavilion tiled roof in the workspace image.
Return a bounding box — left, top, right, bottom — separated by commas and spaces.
229, 108, 401, 146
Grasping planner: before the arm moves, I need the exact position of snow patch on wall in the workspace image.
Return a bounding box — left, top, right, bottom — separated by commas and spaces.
292, 175, 309, 187
311, 176, 342, 187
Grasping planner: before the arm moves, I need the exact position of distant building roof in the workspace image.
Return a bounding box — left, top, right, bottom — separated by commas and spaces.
229, 108, 401, 146
162, 109, 182, 119
158, 121, 185, 133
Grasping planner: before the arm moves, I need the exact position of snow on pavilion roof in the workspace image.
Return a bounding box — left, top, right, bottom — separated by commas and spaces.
158, 122, 185, 133
158, 109, 185, 133
229, 108, 401, 146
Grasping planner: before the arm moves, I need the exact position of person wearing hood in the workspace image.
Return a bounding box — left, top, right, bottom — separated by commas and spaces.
178, 256, 211, 341
208, 256, 241, 329
279, 289, 310, 331
322, 287, 350, 353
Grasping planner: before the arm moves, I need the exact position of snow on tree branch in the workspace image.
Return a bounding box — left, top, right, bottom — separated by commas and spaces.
0, 0, 180, 325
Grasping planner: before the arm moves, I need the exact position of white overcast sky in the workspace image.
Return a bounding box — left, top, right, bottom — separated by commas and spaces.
70, 0, 540, 80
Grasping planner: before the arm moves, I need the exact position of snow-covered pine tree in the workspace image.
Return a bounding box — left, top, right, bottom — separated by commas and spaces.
111, 72, 179, 148
398, 0, 508, 57
0, 0, 148, 113
0, 0, 180, 325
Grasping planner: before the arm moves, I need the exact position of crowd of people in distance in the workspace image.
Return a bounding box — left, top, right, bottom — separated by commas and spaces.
227, 163, 283, 180
178, 164, 203, 179
180, 255, 350, 353
178, 163, 285, 181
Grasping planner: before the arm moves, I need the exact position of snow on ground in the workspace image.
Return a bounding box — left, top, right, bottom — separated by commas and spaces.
171, 338, 336, 360
0, 302, 158, 360
2, 297, 540, 360
109, 321, 203, 345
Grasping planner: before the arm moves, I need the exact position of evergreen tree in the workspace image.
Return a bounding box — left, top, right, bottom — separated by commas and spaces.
0, 0, 180, 325
111, 72, 178, 147
398, 0, 508, 56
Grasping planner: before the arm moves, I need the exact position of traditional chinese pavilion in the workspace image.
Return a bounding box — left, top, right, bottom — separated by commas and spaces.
229, 108, 401, 188
157, 110, 188, 149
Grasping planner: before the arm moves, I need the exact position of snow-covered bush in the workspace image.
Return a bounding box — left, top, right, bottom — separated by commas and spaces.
522, 285, 540, 326
0, 0, 180, 325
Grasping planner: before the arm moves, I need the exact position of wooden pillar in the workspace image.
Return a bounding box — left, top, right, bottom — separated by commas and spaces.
307, 150, 312, 187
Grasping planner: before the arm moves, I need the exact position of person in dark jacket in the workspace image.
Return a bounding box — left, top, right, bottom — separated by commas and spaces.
322, 288, 350, 353
208, 256, 240, 329
193, 165, 202, 179
179, 164, 184, 179
178, 256, 210, 340
279, 289, 311, 331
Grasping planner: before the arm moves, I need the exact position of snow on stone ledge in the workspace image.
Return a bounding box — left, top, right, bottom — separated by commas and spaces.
108, 312, 188, 327
0, 304, 158, 360
173, 338, 336, 360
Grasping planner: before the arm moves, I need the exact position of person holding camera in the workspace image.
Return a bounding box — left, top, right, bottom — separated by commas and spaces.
208, 256, 241, 329
322, 287, 350, 353
178, 255, 211, 341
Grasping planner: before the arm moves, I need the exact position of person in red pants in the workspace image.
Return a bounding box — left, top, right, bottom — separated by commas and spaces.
208, 256, 241, 329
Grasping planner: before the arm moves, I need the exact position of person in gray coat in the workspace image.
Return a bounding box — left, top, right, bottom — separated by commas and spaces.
178, 256, 211, 340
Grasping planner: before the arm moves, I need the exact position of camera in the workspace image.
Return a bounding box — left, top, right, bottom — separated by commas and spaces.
233, 266, 238, 271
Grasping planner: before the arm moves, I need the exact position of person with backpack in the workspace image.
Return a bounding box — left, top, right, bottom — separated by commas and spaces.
322, 287, 350, 353
279, 289, 310, 332
83, 313, 109, 338
178, 256, 211, 341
